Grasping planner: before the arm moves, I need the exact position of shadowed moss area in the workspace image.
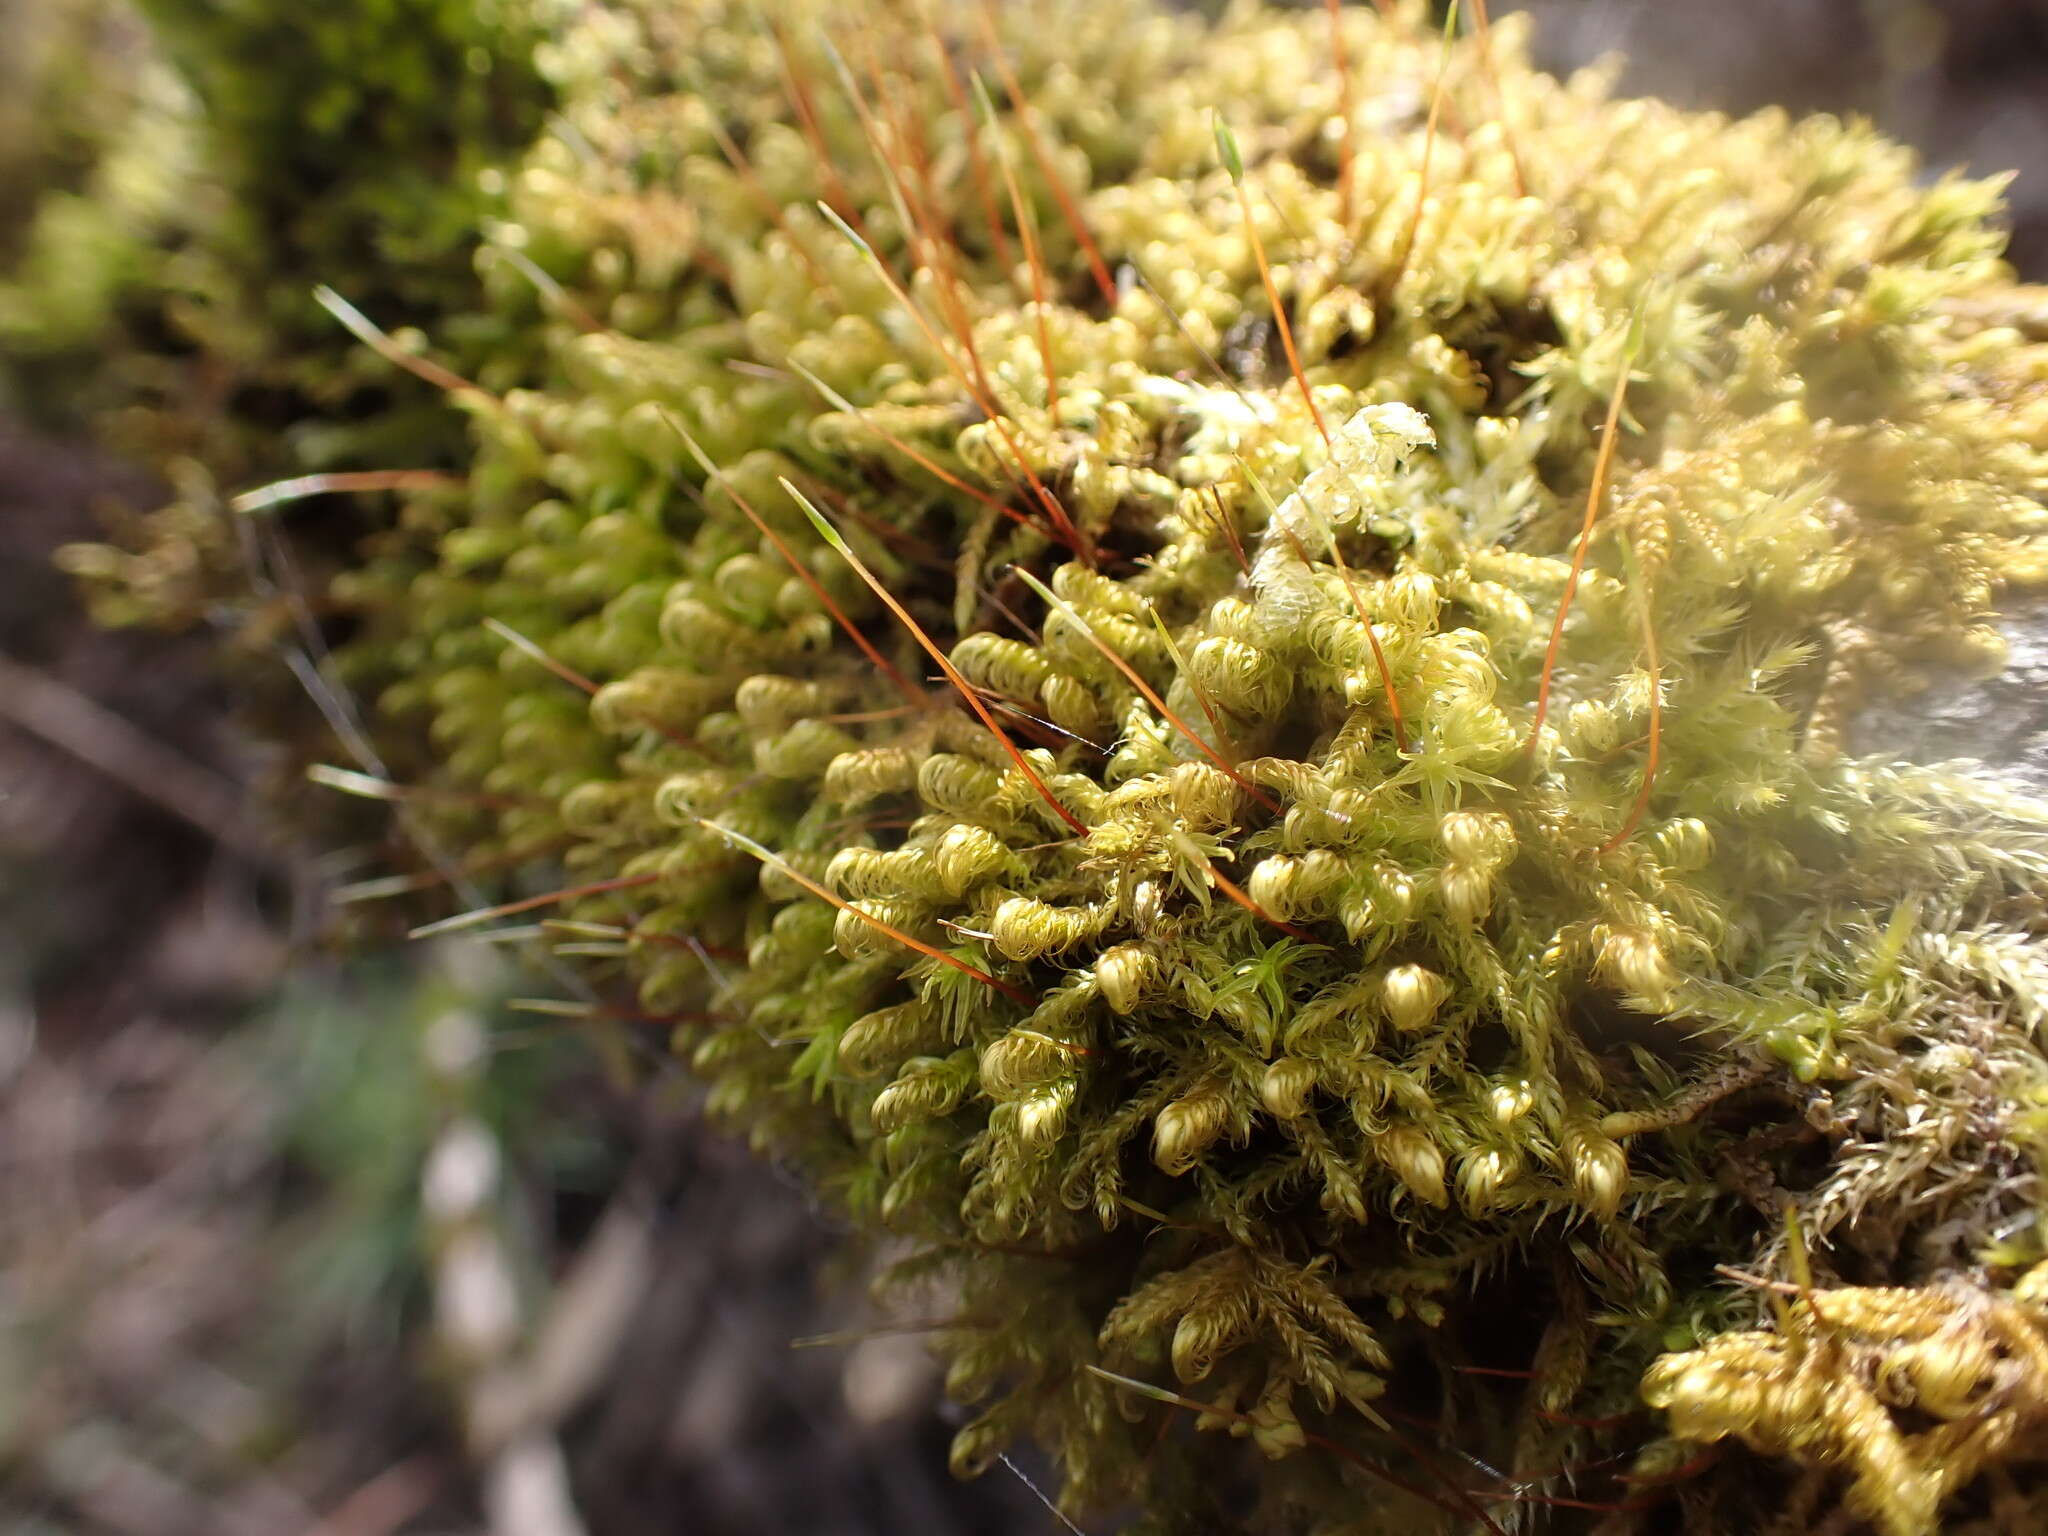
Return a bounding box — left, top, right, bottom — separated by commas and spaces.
22, 0, 2048, 1530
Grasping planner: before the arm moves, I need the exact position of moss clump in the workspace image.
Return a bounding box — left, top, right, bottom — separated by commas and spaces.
5, 0, 560, 635
46, 0, 2048, 1529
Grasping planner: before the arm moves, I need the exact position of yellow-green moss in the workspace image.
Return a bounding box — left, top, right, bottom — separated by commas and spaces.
42, 1, 2048, 1530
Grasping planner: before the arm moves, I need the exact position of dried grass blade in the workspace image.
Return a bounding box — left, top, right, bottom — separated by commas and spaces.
1527, 308, 1643, 753
971, 71, 1060, 422
486, 616, 705, 754
1385, 2, 1459, 297
1217, 117, 1330, 449
408, 873, 661, 940
660, 409, 923, 706
923, 6, 1014, 269
784, 480, 1090, 837
313, 285, 494, 402
975, 0, 1117, 308
699, 817, 1032, 1002
815, 201, 1085, 556
1323, 0, 1357, 228
1599, 548, 1662, 853
1467, 0, 1528, 197
232, 470, 461, 516
1008, 567, 1281, 816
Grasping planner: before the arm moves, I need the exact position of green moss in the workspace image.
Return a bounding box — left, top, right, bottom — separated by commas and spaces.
4, 0, 558, 572
44, 0, 2048, 1529
129, 0, 552, 298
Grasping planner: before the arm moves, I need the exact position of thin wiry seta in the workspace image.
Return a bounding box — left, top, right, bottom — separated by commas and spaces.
42, 0, 2048, 1529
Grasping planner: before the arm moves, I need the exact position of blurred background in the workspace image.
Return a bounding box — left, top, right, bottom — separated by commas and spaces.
1, 3, 2044, 1533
